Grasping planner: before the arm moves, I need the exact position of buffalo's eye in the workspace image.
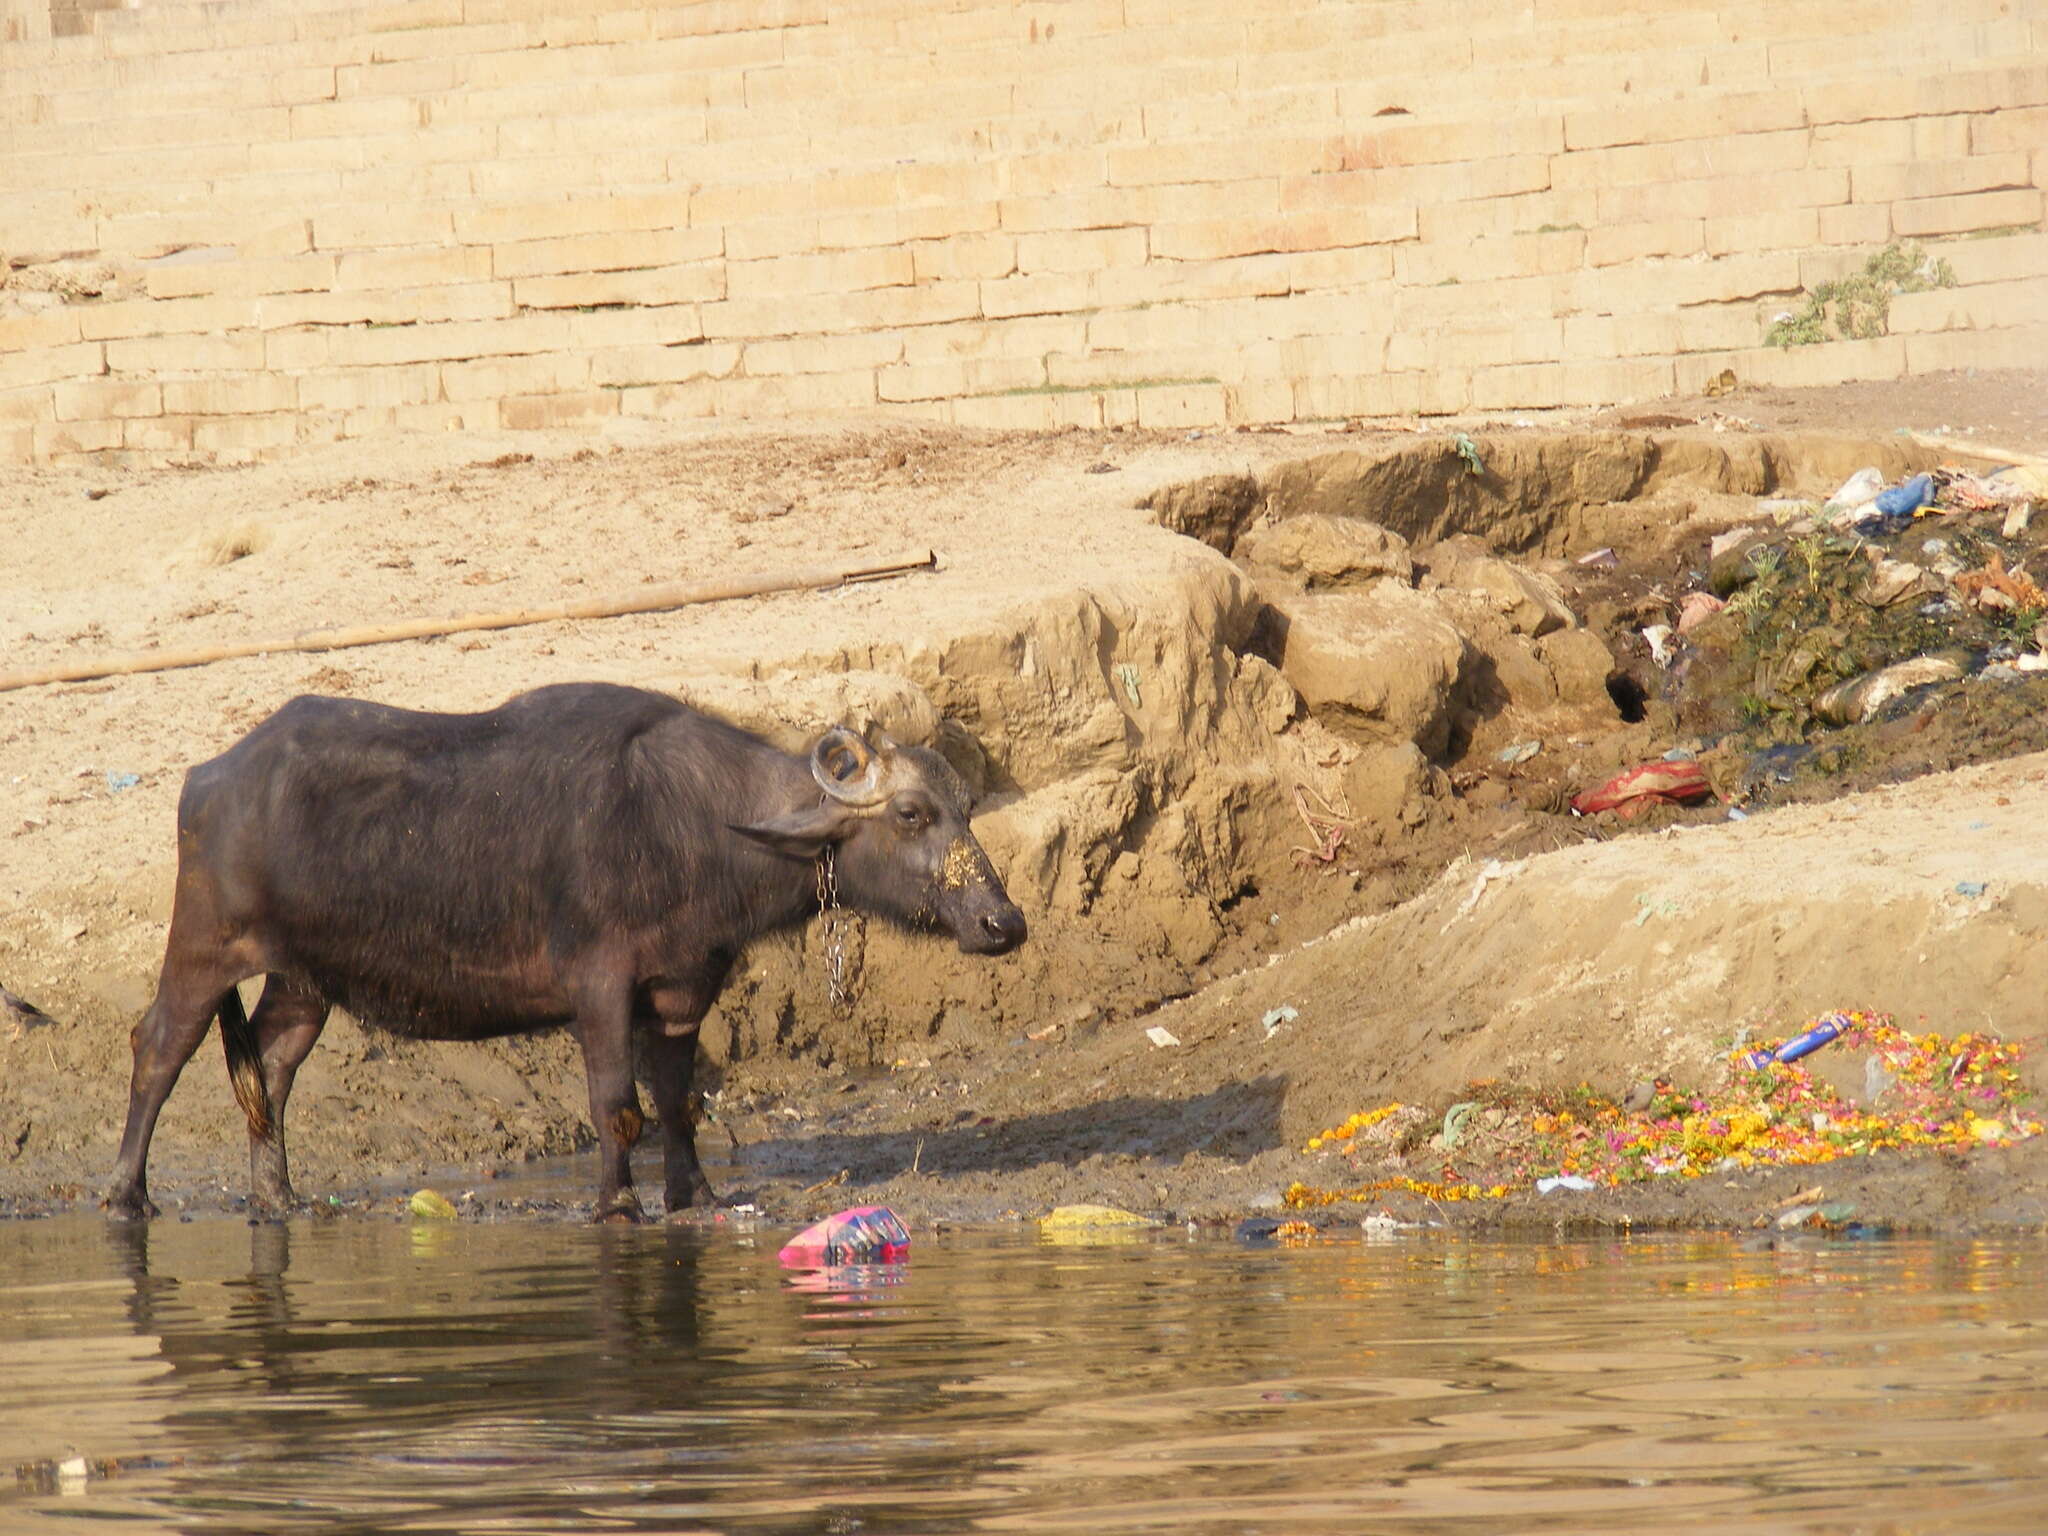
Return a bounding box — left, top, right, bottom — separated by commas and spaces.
894, 801, 927, 831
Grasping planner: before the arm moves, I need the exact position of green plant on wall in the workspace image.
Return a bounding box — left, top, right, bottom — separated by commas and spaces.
1765, 242, 1958, 348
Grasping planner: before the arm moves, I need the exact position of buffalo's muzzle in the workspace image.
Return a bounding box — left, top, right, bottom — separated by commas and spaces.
967, 906, 1028, 955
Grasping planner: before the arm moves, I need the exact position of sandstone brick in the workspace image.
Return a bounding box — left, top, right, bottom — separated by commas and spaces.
266, 329, 334, 371
1704, 208, 1822, 257
260, 283, 517, 328
314, 204, 457, 250
1893, 188, 2044, 237
325, 313, 570, 368
0, 341, 104, 391
453, 192, 694, 246
1972, 105, 2048, 156
290, 95, 422, 141
739, 332, 900, 377
336, 246, 494, 291
1819, 203, 1894, 246
442, 353, 592, 402
725, 246, 912, 300
909, 233, 1018, 283
489, 228, 722, 281
1587, 218, 1705, 267
1912, 116, 1977, 162
899, 315, 1088, 365
1015, 226, 1148, 274
162, 374, 297, 415
711, 369, 876, 416
1107, 136, 1337, 188
978, 271, 1094, 321
1472, 357, 1675, 410
512, 264, 723, 309
724, 216, 821, 263
1393, 229, 1586, 286
1598, 168, 1850, 226
498, 107, 708, 158
1417, 190, 1599, 247
145, 255, 337, 301
1566, 90, 1805, 150
1152, 207, 1415, 261
391, 401, 498, 434
1676, 304, 1771, 354
618, 380, 719, 419
878, 356, 1046, 401
1338, 114, 1563, 171
123, 415, 195, 453
1385, 324, 1550, 374
499, 391, 619, 430
938, 391, 1050, 430
0, 309, 83, 351
1554, 129, 1811, 193
1559, 312, 1685, 361
590, 341, 742, 386
1750, 335, 1908, 388
1889, 277, 2048, 333
1806, 64, 2048, 127
1810, 119, 1915, 168
294, 364, 443, 412
558, 306, 707, 350
0, 386, 55, 423
35, 419, 124, 457
1939, 231, 2048, 285
1225, 375, 1295, 424
1131, 380, 1226, 429
105, 333, 266, 373
0, 425, 36, 464
1904, 322, 2048, 373
1294, 370, 1469, 421
1852, 153, 2034, 205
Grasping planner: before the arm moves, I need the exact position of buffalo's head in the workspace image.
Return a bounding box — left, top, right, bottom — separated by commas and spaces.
736, 727, 1028, 956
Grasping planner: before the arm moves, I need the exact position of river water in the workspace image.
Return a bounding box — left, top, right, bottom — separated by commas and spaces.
4, 1213, 2047, 1533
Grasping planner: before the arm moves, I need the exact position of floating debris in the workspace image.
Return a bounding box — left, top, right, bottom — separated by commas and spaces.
1288, 1012, 2041, 1208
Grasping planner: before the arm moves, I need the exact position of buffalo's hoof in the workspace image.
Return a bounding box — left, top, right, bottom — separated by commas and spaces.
593, 1194, 645, 1225
102, 1190, 159, 1221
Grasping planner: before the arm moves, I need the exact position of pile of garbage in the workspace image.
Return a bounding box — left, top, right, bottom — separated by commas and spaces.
1572, 456, 2048, 821
1286, 1011, 2042, 1210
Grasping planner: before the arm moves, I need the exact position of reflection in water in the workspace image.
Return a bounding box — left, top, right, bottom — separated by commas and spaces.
3, 1219, 2048, 1532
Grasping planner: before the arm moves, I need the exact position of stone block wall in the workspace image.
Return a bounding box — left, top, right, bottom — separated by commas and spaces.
2, 0, 2045, 463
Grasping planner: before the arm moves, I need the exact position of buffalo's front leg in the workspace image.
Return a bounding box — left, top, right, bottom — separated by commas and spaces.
573, 981, 646, 1223
641, 1028, 717, 1213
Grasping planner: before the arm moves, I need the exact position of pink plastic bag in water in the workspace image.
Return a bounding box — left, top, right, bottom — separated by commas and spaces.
776, 1205, 911, 1268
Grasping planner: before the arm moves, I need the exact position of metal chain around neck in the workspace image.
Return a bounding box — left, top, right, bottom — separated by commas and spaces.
815, 844, 864, 1012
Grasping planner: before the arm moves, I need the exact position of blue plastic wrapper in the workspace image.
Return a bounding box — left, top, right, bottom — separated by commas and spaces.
1855, 473, 1935, 532
1741, 1013, 1850, 1071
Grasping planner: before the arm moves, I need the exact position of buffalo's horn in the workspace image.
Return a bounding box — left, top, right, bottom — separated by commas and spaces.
812, 726, 887, 805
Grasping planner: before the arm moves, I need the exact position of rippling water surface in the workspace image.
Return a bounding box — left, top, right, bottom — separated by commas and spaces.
4, 1214, 2047, 1533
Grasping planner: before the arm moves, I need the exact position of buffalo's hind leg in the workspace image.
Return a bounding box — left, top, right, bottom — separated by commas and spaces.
106, 956, 247, 1220
573, 979, 647, 1224
641, 1029, 718, 1214
237, 976, 330, 1214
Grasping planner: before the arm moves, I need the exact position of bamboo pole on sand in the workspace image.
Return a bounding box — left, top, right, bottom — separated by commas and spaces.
0, 549, 938, 695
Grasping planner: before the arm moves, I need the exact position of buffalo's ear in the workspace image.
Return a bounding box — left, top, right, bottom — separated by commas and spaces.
730, 804, 854, 859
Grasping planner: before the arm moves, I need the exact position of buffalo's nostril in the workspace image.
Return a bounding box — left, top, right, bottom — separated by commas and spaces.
980, 910, 1027, 950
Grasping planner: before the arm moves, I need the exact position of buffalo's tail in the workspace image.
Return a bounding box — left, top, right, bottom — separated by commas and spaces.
219, 985, 273, 1140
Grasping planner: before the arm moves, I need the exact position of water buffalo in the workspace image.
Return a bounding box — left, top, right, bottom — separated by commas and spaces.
104, 682, 1027, 1221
